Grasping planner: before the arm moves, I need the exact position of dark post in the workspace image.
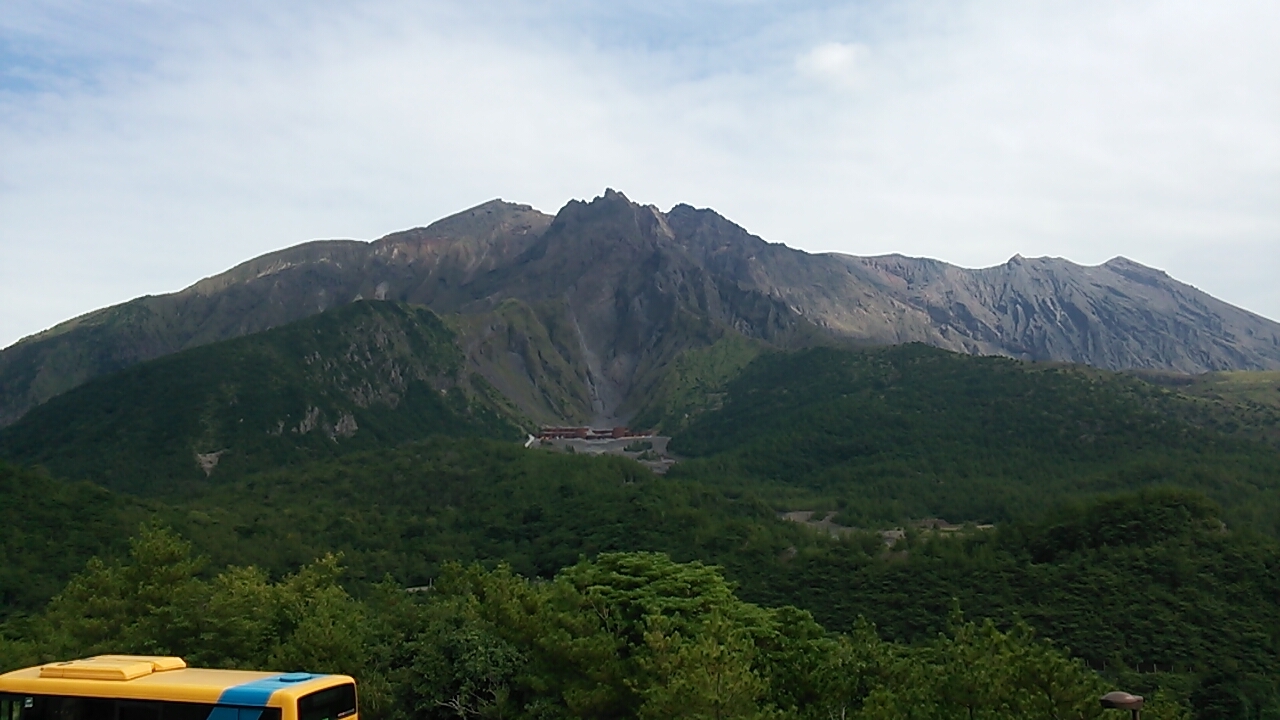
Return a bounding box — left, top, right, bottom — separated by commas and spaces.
1100, 690, 1144, 720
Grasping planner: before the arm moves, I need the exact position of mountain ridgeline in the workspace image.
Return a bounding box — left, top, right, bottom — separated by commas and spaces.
4, 190, 1280, 428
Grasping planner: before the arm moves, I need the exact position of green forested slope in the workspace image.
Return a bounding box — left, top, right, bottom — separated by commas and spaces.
0, 462, 151, 613
0, 438, 808, 615
0, 302, 520, 495
163, 437, 800, 589
449, 298, 600, 425
628, 330, 765, 432
669, 344, 1280, 532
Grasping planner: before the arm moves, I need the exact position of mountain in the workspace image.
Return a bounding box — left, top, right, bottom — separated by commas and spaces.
10, 305, 1280, 537
0, 200, 552, 427
5, 289, 1280, 714
0, 301, 520, 495
4, 190, 1279, 427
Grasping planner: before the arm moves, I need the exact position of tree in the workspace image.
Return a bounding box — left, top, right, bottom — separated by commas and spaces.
26, 525, 374, 688
637, 611, 770, 720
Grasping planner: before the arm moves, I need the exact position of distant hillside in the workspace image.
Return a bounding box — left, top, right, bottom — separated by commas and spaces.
668, 343, 1280, 534
0, 302, 520, 494
4, 190, 1280, 427
1174, 370, 1280, 411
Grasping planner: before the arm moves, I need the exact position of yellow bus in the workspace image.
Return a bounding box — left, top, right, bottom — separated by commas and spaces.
0, 655, 356, 720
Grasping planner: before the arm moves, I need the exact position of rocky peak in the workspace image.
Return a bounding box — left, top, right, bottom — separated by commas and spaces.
372, 200, 552, 264
665, 204, 771, 261
1100, 256, 1173, 287
544, 190, 674, 247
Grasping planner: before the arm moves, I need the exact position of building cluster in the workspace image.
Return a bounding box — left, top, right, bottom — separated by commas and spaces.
536, 426, 646, 440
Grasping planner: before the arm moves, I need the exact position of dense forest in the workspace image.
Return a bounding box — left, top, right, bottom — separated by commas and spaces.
668, 344, 1280, 533
4, 453, 1280, 716
6, 322, 1280, 718
1, 526, 1192, 720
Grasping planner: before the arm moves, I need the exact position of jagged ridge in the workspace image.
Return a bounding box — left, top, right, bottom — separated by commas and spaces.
2, 190, 1278, 427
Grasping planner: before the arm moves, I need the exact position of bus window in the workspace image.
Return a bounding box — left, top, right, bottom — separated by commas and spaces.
35, 696, 112, 720
162, 703, 227, 720
0, 695, 26, 720
203, 709, 280, 720
297, 685, 356, 720
0, 695, 242, 720
118, 701, 161, 720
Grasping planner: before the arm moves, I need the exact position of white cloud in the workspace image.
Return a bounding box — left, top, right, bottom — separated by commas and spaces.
796, 41, 870, 86
1, 0, 1278, 349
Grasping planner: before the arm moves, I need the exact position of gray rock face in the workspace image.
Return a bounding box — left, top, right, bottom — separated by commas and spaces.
2, 190, 1278, 426
663, 202, 1280, 373
841, 253, 1280, 373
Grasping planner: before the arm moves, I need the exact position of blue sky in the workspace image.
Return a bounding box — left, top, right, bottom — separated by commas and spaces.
2, 0, 1278, 349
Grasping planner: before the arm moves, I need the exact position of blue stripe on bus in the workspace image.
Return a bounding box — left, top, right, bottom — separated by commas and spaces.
217, 673, 323, 706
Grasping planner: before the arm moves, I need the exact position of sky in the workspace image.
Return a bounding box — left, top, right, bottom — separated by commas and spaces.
2, 0, 1278, 349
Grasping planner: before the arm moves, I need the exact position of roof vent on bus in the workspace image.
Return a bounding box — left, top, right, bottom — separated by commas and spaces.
278, 673, 314, 683
39, 656, 187, 681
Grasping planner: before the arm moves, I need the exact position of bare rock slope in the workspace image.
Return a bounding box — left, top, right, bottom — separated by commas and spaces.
2, 190, 1278, 426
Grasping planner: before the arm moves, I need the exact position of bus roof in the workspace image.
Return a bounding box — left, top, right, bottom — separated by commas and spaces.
0, 656, 352, 706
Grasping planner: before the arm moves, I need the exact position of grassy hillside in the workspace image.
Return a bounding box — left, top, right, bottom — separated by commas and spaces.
1140, 370, 1280, 409
0, 302, 520, 495
1131, 369, 1280, 447
669, 344, 1280, 533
